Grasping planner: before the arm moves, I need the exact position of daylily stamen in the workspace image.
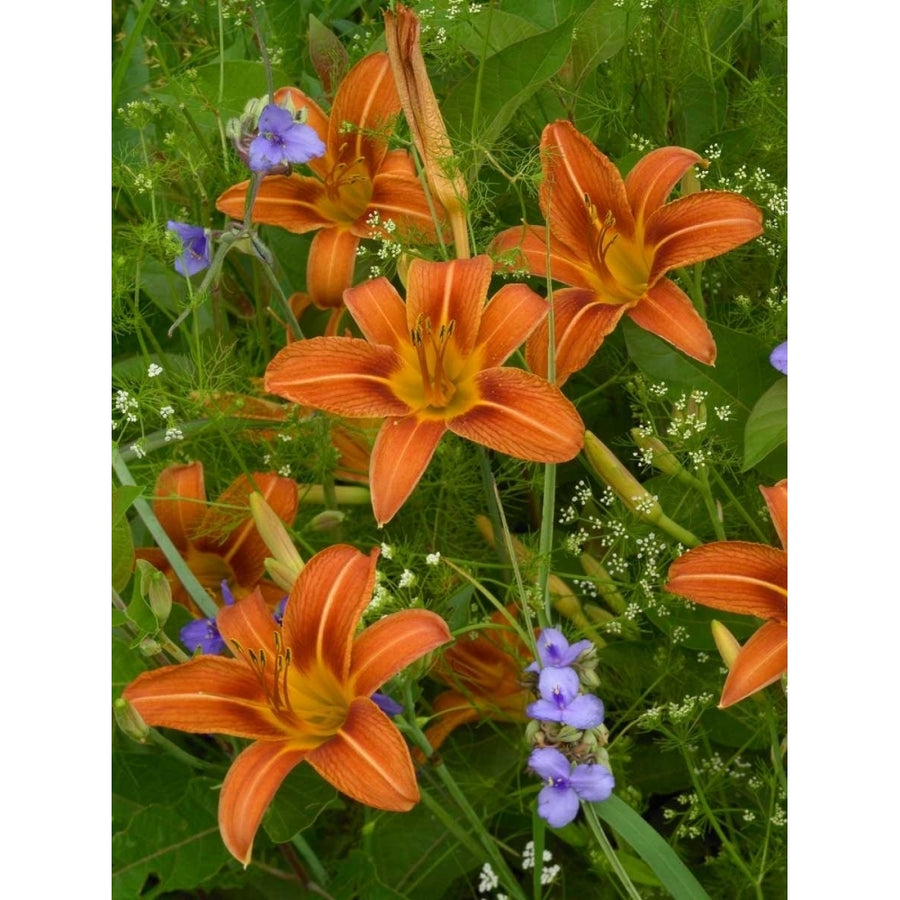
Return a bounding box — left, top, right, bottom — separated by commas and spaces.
411, 313, 457, 408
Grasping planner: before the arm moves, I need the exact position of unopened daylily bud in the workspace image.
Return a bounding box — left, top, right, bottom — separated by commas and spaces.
384, 4, 470, 257
630, 428, 695, 483
264, 558, 301, 595
711, 620, 741, 671
583, 431, 662, 521
147, 576, 172, 625
680, 164, 703, 197
114, 697, 150, 743
309, 509, 345, 532
139, 637, 162, 656
579, 552, 627, 614
250, 491, 304, 582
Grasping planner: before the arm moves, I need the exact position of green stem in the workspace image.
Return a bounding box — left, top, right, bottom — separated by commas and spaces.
148, 727, 219, 771
112, 447, 219, 618
400, 684, 527, 900
697, 467, 727, 540
709, 468, 768, 543
290, 832, 330, 887
583, 803, 643, 900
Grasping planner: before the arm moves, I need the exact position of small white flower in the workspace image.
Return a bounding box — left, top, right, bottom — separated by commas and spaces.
380, 543, 393, 560
159, 405, 174, 418
477, 862, 498, 893
130, 442, 146, 459
425, 552, 441, 566
147, 363, 163, 378
399, 569, 416, 589
164, 426, 184, 442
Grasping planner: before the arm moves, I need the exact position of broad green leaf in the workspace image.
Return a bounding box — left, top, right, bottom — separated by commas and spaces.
568, 0, 628, 85
112, 750, 194, 832
262, 763, 343, 842
112, 777, 230, 898
442, 19, 574, 168
112, 634, 148, 700
742, 377, 787, 470
445, 10, 541, 58
623, 317, 780, 448
498, 0, 591, 28
593, 794, 710, 900
191, 60, 294, 122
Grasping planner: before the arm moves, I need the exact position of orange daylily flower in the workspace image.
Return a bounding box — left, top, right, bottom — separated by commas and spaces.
665, 480, 787, 708
216, 53, 442, 310
136, 462, 298, 615
264, 255, 585, 525
490, 120, 763, 383
423, 609, 533, 755
123, 544, 451, 865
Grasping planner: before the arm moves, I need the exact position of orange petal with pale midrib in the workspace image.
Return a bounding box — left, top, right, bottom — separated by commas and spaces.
665, 541, 787, 622
540, 120, 636, 249
307, 696, 420, 811
369, 416, 447, 526
646, 191, 763, 281
720, 620, 787, 707
489, 224, 596, 290
524, 287, 628, 383
215, 175, 332, 233
282, 544, 377, 679
476, 283, 547, 367
345, 277, 409, 350
122, 655, 284, 739
306, 228, 360, 309
760, 480, 787, 551
350, 609, 451, 696
627, 277, 716, 365
265, 337, 410, 418
153, 462, 206, 549
218, 740, 308, 866
449, 368, 584, 461
624, 146, 703, 223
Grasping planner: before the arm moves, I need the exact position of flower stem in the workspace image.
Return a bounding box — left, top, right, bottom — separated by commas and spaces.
290, 831, 330, 887
400, 685, 526, 900
583, 803, 643, 900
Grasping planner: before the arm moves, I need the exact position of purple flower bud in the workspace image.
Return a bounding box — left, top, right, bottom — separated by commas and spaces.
167, 221, 212, 276
248, 105, 326, 172
371, 692, 404, 716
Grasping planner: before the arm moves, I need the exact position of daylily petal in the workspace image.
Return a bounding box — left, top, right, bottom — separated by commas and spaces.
525, 287, 630, 383
154, 461, 206, 549
217, 587, 281, 660
368, 164, 444, 241
665, 541, 787, 622
307, 696, 420, 810
196, 474, 297, 588
760, 480, 787, 551
218, 740, 308, 866
326, 53, 400, 174
306, 228, 360, 309
350, 609, 451, 696
282, 544, 378, 678
265, 337, 411, 417
476, 283, 548, 367
490, 224, 596, 290
719, 620, 787, 708
406, 256, 492, 356
122, 656, 284, 739
645, 191, 763, 281
369, 416, 447, 525
624, 146, 704, 224
541, 120, 636, 248
449, 368, 584, 461
216, 175, 332, 232
344, 276, 410, 349
626, 277, 716, 364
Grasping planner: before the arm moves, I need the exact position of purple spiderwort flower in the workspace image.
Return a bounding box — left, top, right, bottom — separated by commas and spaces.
529, 747, 615, 828
248, 105, 326, 172
526, 666, 605, 729
371, 692, 404, 716
167, 221, 212, 276
179, 581, 235, 655
526, 627, 593, 673
770, 340, 787, 375
273, 596, 288, 626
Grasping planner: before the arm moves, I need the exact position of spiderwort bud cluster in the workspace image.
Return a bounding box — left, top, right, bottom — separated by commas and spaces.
523, 628, 614, 827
